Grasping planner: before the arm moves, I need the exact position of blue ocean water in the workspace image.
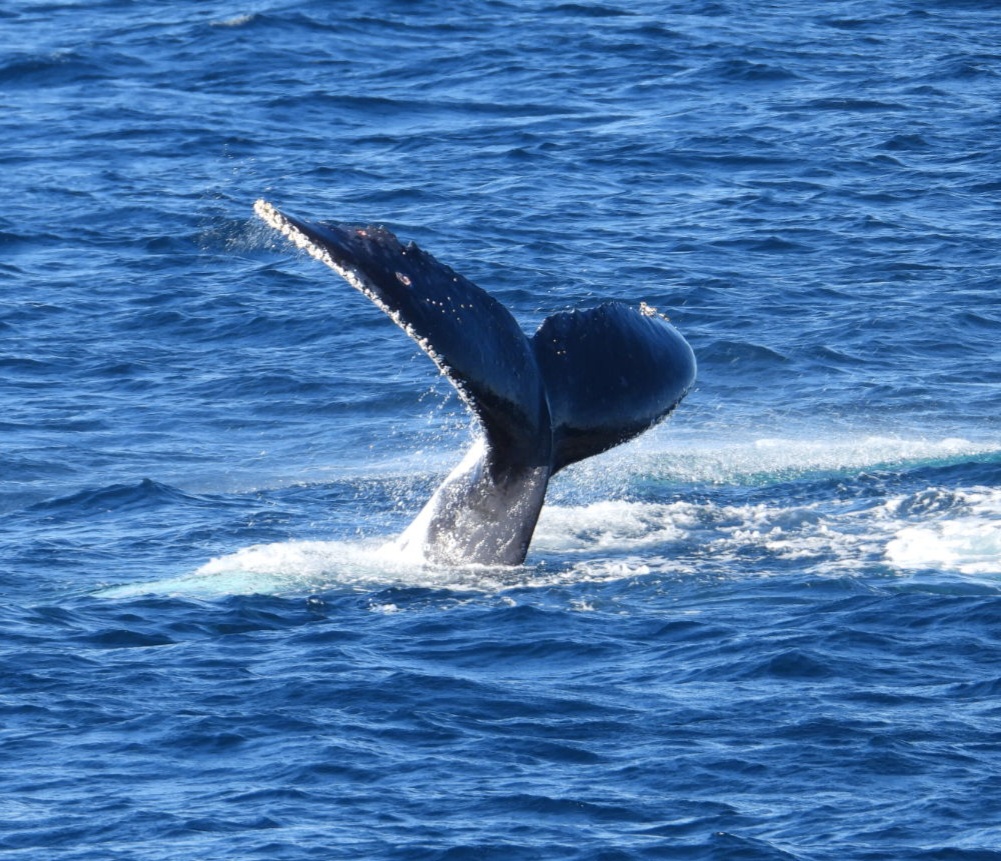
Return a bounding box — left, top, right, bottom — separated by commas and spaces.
3, 1, 1001, 858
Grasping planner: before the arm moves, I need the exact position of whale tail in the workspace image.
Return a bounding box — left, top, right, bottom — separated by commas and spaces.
254, 200, 696, 565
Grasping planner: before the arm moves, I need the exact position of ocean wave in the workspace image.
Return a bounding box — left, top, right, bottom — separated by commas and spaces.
28, 479, 201, 516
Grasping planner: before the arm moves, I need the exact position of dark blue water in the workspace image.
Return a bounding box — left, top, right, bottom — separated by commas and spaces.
3, 2, 1001, 858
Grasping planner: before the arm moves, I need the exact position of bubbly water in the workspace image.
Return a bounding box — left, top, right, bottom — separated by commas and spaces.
3, 2, 1000, 859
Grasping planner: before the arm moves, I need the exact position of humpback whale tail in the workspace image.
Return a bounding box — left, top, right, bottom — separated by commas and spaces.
254, 200, 696, 566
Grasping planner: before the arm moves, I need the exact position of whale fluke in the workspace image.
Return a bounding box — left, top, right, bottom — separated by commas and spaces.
533, 302, 697, 473
254, 199, 696, 565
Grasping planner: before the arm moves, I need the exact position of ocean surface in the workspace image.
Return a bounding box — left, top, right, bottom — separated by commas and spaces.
3, 1, 1001, 858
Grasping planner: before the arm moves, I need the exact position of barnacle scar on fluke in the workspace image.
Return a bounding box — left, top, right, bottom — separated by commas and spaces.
255, 199, 696, 566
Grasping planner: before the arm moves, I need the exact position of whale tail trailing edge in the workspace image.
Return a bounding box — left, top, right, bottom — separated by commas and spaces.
254, 200, 696, 565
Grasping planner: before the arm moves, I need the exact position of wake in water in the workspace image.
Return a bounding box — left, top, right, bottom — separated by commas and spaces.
98, 435, 1001, 599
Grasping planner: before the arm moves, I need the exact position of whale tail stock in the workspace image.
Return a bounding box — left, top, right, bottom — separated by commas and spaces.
254, 199, 696, 565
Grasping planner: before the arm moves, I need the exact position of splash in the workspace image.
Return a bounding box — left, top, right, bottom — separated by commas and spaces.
97, 435, 1001, 598
98, 540, 418, 599
98, 489, 1001, 600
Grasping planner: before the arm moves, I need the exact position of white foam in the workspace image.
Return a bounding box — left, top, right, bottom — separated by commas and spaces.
885, 488, 1001, 577
544, 482, 1001, 583
210, 13, 257, 27
99, 537, 575, 599
539, 496, 884, 577
99, 540, 402, 599
98, 435, 1001, 598
532, 499, 690, 553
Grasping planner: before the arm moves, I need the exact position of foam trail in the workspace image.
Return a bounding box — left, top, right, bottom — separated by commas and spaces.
97, 436, 1001, 598
99, 489, 1001, 600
